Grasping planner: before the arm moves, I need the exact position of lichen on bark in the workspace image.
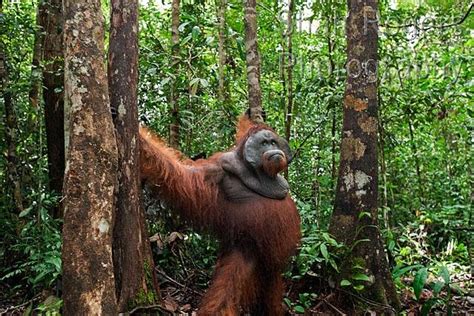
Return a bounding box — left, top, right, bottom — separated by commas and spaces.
62, 1, 118, 314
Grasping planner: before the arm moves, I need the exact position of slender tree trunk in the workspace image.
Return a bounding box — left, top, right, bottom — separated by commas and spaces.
169, 0, 180, 148
1, 34, 23, 213
62, 1, 118, 314
327, 11, 338, 181
217, 0, 227, 104
40, 0, 65, 218
379, 93, 390, 230
108, 0, 160, 310
29, 3, 43, 110
279, 1, 286, 128
284, 0, 294, 143
407, 110, 424, 203
329, 0, 400, 311
244, 0, 264, 123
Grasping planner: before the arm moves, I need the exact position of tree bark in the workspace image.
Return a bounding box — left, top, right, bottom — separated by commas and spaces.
379, 93, 390, 230
40, 0, 65, 218
284, 0, 294, 143
29, 3, 44, 110
217, 0, 227, 104
244, 0, 264, 123
62, 1, 118, 314
169, 0, 180, 149
329, 0, 400, 311
1, 29, 23, 213
279, 1, 286, 130
108, 0, 160, 311
327, 10, 337, 181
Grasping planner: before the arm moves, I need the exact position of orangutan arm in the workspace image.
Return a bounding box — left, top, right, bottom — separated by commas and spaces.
139, 127, 221, 226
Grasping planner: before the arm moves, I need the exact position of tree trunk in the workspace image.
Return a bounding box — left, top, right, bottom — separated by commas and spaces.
40, 0, 65, 218
217, 0, 227, 104
108, 0, 160, 311
279, 1, 286, 130
329, 0, 400, 311
62, 1, 118, 314
1, 31, 23, 213
244, 0, 264, 123
407, 109, 424, 203
327, 11, 337, 181
284, 0, 294, 143
169, 0, 180, 149
379, 93, 390, 230
29, 3, 43, 110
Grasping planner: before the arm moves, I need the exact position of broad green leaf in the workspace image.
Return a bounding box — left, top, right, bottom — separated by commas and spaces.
320, 243, 329, 260
439, 265, 450, 284
294, 305, 305, 314
19, 208, 31, 218
340, 279, 351, 286
433, 281, 444, 295
352, 273, 371, 282
392, 264, 423, 279
413, 267, 428, 300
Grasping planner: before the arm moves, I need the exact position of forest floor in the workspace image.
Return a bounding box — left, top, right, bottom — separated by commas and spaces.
145, 268, 474, 315
1, 269, 473, 315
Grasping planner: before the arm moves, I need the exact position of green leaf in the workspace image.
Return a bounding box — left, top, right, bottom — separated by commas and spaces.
358, 211, 371, 219
329, 259, 339, 272
439, 265, 450, 284
178, 22, 190, 32
352, 273, 371, 282
421, 298, 438, 316
353, 284, 365, 291
191, 26, 201, 39
294, 305, 305, 314
283, 297, 291, 307
340, 279, 351, 286
320, 243, 329, 260
413, 267, 428, 300
392, 264, 423, 279
433, 281, 444, 295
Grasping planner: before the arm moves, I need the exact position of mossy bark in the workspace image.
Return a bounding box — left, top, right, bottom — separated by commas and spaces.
62, 1, 118, 314
108, 0, 160, 311
329, 0, 401, 312
40, 0, 65, 218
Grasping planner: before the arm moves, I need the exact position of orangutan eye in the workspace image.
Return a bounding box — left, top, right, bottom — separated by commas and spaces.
262, 140, 268, 146
271, 140, 276, 146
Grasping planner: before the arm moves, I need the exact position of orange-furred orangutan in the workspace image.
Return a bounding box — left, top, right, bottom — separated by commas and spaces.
139, 116, 301, 315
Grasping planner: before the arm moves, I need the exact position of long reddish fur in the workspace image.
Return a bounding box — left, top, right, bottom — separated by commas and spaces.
139, 116, 301, 315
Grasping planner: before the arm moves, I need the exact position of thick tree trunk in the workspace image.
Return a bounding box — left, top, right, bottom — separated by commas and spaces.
40, 0, 65, 218
108, 0, 159, 311
329, 0, 400, 311
62, 1, 118, 314
244, 0, 264, 123
1, 38, 23, 213
169, 0, 180, 149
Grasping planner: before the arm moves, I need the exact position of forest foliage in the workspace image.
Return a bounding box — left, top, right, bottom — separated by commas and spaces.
0, 0, 472, 314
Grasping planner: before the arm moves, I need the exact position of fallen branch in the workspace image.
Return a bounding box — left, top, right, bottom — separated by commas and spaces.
155, 268, 203, 297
